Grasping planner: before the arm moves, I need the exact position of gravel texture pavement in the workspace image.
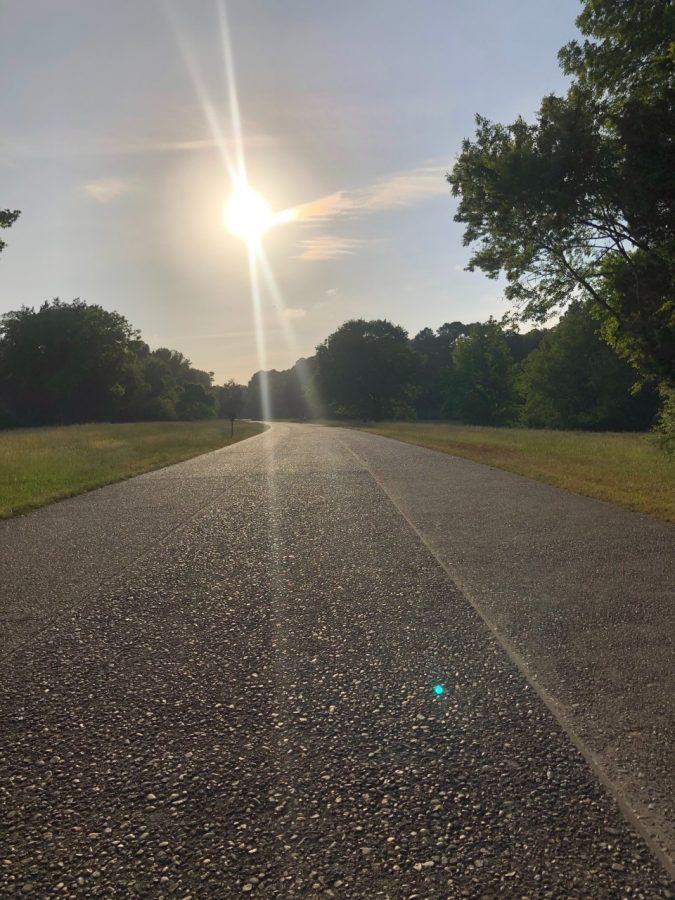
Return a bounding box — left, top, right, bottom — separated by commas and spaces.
0, 423, 673, 898
336, 426, 675, 871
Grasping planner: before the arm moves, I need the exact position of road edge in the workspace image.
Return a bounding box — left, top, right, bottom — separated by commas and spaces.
338, 433, 675, 881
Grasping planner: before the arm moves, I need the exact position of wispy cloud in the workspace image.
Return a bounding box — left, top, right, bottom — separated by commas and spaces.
297, 235, 363, 262
291, 192, 354, 222
81, 178, 132, 203
1, 132, 274, 162
107, 134, 274, 156
283, 307, 307, 319
290, 160, 450, 226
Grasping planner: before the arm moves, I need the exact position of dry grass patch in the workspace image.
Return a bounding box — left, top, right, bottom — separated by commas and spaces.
360, 422, 675, 522
0, 420, 267, 518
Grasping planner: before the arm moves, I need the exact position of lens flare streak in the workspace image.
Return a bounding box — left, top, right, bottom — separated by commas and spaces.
167, 0, 307, 422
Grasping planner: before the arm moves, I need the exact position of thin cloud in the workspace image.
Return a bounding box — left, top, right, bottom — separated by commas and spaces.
290, 160, 450, 226
360, 163, 449, 210
297, 235, 363, 262
283, 307, 307, 319
81, 178, 132, 203
107, 134, 274, 156
2, 132, 273, 162
291, 191, 355, 222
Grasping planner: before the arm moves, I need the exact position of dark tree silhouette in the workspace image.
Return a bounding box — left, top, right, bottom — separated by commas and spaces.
316, 319, 417, 421
218, 380, 246, 435
0, 299, 216, 427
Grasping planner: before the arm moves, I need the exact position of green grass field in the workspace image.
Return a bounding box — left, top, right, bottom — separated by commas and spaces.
359, 422, 675, 523
0, 419, 267, 518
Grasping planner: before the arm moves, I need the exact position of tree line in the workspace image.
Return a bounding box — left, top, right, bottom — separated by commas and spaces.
247, 305, 659, 431
0, 299, 245, 428
1, 0, 670, 440
0, 297, 658, 434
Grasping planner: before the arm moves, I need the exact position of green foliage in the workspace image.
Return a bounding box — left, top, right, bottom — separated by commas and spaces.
520, 303, 658, 430
0, 299, 215, 426
218, 379, 246, 423
247, 312, 655, 433
176, 381, 216, 420
595, 250, 675, 385
449, 0, 674, 393
1, 296, 660, 436
0, 299, 139, 425
0, 209, 20, 254
503, 328, 545, 364
411, 322, 474, 419
654, 384, 675, 453
558, 0, 673, 107
445, 319, 518, 425
316, 319, 417, 421
245, 357, 319, 421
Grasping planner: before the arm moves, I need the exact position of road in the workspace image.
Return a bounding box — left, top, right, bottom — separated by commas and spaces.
1, 423, 673, 897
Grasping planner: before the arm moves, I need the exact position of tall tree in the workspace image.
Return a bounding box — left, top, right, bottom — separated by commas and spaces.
449, 0, 674, 395
0, 299, 139, 425
446, 319, 518, 425
412, 322, 474, 419
316, 319, 417, 421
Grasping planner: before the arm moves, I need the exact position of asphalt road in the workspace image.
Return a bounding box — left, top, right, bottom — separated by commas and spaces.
1, 423, 673, 898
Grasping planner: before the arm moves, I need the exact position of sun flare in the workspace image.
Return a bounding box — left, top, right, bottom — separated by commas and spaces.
224, 184, 274, 244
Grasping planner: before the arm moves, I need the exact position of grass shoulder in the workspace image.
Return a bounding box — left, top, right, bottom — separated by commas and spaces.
355, 422, 675, 523
0, 419, 267, 518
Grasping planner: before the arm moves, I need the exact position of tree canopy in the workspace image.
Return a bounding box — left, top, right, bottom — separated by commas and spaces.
448, 0, 674, 392
520, 303, 658, 430
315, 319, 417, 421
446, 319, 519, 425
0, 300, 217, 427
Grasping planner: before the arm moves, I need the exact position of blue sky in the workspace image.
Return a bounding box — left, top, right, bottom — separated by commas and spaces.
0, 0, 581, 382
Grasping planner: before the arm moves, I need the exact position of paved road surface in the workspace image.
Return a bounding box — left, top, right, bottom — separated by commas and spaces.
1, 424, 673, 898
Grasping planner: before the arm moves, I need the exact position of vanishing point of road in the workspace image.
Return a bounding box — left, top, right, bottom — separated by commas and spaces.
1, 424, 673, 898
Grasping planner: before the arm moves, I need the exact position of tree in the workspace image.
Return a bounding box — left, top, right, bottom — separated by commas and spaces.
0, 209, 20, 255
244, 358, 322, 421
520, 302, 659, 430
218, 380, 246, 434
448, 0, 674, 394
126, 348, 180, 421
446, 319, 518, 425
140, 347, 214, 421
0, 299, 139, 425
503, 328, 545, 364
411, 322, 474, 419
176, 382, 216, 420
316, 319, 417, 421
0, 299, 218, 426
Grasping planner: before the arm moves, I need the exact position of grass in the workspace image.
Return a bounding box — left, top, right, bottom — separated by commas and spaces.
0, 419, 267, 518
357, 422, 675, 523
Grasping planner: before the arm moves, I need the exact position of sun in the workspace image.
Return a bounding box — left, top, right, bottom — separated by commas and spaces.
224, 183, 274, 244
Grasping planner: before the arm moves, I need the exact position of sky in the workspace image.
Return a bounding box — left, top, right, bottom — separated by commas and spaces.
0, 0, 581, 383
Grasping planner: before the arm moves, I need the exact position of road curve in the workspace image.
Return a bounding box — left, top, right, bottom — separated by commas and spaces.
0, 423, 673, 898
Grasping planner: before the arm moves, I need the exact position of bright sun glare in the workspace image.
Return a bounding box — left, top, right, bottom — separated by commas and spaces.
224, 183, 274, 244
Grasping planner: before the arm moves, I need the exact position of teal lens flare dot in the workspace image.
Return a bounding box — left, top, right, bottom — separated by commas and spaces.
433, 684, 444, 696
